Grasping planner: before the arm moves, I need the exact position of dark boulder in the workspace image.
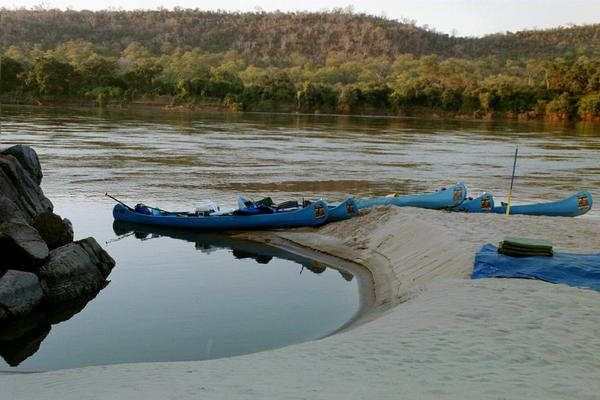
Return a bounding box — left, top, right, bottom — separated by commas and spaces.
0, 154, 52, 222
38, 242, 110, 304
0, 221, 49, 270
1, 144, 43, 185
77, 237, 116, 279
33, 212, 74, 250
0, 305, 9, 322
0, 195, 27, 224
0, 270, 44, 319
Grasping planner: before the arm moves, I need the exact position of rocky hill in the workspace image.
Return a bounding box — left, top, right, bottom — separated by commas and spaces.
1, 9, 599, 62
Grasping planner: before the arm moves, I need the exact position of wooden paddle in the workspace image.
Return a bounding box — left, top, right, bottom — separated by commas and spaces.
105, 193, 135, 211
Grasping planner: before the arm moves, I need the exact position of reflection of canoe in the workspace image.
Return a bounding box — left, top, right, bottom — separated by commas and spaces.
355, 183, 466, 210
111, 220, 353, 280
452, 193, 494, 212
490, 190, 592, 217
112, 199, 329, 230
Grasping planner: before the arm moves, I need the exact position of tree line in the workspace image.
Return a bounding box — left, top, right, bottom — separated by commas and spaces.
1, 9, 599, 119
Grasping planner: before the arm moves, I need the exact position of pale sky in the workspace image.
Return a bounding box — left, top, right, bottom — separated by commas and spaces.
1, 0, 599, 37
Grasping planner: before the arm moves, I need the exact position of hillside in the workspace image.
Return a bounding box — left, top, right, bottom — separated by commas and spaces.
1, 9, 599, 120
1, 9, 599, 62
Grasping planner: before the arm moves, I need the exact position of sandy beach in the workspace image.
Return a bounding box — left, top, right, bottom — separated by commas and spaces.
2, 206, 599, 399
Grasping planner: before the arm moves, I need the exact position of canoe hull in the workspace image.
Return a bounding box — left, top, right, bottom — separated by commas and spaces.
452, 193, 494, 212
491, 191, 592, 217
112, 200, 329, 230
356, 183, 466, 210
327, 198, 359, 222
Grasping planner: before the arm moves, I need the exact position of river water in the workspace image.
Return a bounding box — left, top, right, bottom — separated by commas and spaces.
1, 105, 599, 371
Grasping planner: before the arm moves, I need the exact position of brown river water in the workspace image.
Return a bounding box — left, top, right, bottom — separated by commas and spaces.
2, 105, 598, 216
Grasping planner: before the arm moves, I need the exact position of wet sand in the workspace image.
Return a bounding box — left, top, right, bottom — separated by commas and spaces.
2, 206, 599, 399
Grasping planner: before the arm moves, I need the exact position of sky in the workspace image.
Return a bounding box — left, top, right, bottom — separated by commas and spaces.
1, 0, 599, 37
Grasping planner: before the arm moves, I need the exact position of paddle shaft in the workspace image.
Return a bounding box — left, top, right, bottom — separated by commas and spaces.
105, 193, 135, 211
506, 144, 519, 216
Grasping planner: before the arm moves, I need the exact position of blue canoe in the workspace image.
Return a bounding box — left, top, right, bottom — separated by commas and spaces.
490, 191, 592, 217
112, 200, 329, 230
327, 198, 359, 222
452, 193, 495, 212
355, 183, 467, 210
238, 196, 359, 223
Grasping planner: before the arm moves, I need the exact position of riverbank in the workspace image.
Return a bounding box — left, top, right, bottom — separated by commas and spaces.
3, 98, 600, 122
1, 206, 599, 399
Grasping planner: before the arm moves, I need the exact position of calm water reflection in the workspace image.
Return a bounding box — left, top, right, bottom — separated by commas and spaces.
0, 199, 359, 371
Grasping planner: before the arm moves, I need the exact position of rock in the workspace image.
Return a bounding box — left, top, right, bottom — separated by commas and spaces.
0, 221, 49, 270
32, 212, 74, 250
38, 243, 107, 304
0, 305, 9, 322
0, 195, 27, 224
0, 154, 53, 222
1, 144, 43, 185
77, 237, 116, 279
0, 144, 116, 349
0, 270, 44, 319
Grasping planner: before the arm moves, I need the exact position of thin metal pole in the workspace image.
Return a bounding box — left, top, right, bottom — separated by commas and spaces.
506, 144, 519, 216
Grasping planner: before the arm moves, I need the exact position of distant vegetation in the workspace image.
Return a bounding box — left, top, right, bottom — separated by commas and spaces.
1, 9, 600, 120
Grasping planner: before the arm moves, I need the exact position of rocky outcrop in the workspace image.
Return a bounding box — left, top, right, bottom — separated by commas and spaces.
32, 212, 74, 250
1, 144, 43, 186
0, 145, 115, 329
0, 221, 49, 269
39, 242, 107, 304
0, 152, 52, 223
0, 270, 44, 318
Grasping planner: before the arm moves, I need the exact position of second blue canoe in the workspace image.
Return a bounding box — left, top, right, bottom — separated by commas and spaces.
355, 183, 467, 210
453, 190, 592, 217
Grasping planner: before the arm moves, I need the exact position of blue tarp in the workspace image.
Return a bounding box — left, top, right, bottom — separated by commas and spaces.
473, 243, 600, 291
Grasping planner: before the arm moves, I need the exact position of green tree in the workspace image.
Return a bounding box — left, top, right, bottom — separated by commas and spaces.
260, 70, 295, 101
545, 92, 575, 117
4, 45, 27, 64
296, 82, 339, 112
577, 93, 600, 117
0, 56, 25, 93
27, 57, 80, 96
363, 84, 392, 109
339, 86, 363, 112
206, 68, 244, 98
122, 61, 164, 92
78, 54, 118, 86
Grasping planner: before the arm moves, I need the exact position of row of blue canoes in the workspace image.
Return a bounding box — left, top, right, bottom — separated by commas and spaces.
111, 183, 593, 230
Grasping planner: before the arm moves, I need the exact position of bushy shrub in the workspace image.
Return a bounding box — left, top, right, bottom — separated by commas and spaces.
577, 93, 600, 117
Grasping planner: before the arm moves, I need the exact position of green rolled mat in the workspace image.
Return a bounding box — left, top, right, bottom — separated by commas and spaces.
498, 243, 553, 257
498, 236, 553, 257
502, 236, 553, 250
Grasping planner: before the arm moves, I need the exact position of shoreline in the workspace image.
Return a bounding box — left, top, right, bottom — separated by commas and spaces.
1, 206, 599, 398
3, 99, 600, 123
